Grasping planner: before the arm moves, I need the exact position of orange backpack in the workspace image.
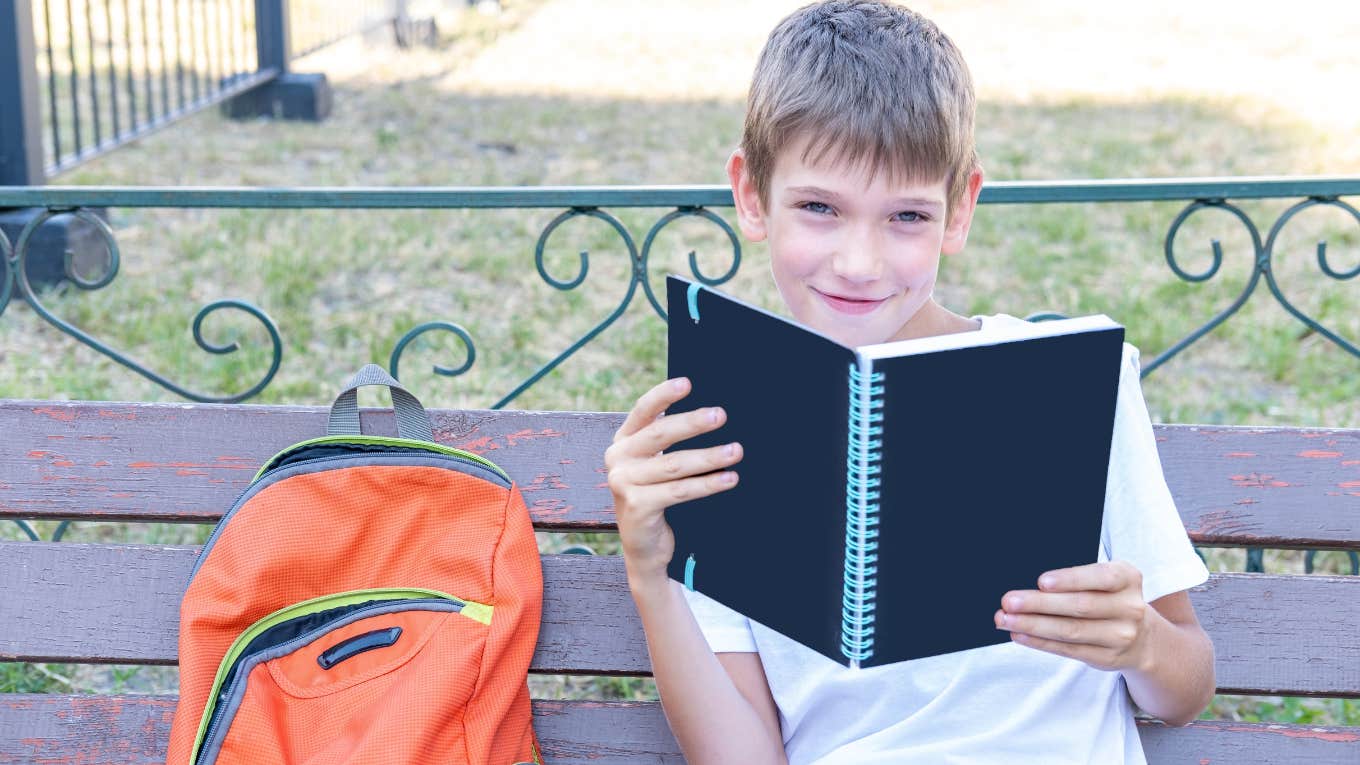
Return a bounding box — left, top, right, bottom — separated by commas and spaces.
166, 366, 543, 765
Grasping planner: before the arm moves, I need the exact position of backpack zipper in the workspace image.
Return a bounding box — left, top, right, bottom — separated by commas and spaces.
253, 435, 508, 482
190, 588, 476, 764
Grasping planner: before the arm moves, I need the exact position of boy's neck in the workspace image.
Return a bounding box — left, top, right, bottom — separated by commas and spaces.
891, 299, 983, 343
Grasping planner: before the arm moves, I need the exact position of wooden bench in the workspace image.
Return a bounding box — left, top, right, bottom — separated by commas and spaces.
1, 399, 1358, 763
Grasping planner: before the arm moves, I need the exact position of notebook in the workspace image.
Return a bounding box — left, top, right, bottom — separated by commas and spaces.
664, 275, 1125, 668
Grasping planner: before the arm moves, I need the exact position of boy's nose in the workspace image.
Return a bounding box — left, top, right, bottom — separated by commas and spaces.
831, 228, 884, 284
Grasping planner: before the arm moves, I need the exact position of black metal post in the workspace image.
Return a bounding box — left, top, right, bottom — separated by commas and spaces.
0, 1, 110, 287
254, 0, 290, 74
0, 0, 46, 186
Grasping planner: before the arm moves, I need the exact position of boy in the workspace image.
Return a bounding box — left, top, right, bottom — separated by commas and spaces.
604, 2, 1215, 763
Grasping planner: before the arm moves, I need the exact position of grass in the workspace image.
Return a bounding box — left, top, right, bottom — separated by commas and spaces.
3, 0, 1359, 728
1211, 696, 1360, 727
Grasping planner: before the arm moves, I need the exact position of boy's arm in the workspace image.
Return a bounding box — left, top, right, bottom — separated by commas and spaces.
1123, 589, 1216, 726
607, 378, 788, 765
630, 578, 787, 764
997, 561, 1215, 727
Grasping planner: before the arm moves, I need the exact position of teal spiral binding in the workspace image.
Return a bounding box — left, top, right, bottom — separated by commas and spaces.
843, 363, 884, 666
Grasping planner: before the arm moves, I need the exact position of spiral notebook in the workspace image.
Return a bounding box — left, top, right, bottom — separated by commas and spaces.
664, 276, 1125, 668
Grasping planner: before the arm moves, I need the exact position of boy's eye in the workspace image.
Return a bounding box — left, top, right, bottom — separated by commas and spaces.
798, 201, 834, 215
893, 211, 928, 223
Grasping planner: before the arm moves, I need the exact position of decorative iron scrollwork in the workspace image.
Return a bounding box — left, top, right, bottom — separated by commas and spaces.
389, 205, 743, 408
1139, 198, 1359, 377
390, 321, 476, 381
11, 208, 283, 403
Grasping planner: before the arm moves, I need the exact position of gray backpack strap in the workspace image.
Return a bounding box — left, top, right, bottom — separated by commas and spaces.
327, 364, 436, 443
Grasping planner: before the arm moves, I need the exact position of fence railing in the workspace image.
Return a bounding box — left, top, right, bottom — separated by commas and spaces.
1, 177, 1358, 405
0, 0, 402, 183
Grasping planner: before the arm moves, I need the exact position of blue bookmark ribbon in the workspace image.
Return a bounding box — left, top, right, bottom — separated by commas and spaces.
687, 282, 702, 323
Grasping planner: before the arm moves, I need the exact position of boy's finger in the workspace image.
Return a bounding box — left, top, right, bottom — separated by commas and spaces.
633, 469, 739, 507
630, 442, 743, 486
615, 377, 691, 441
995, 612, 1117, 647
1035, 562, 1134, 593
999, 590, 1124, 620
1008, 632, 1106, 667
626, 405, 727, 458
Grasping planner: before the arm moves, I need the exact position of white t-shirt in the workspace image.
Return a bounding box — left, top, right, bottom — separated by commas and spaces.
681, 313, 1210, 765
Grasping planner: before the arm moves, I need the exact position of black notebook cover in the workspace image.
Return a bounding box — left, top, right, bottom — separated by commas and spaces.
665, 276, 1124, 668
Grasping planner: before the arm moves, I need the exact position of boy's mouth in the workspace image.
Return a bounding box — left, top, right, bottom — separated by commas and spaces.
812, 287, 888, 316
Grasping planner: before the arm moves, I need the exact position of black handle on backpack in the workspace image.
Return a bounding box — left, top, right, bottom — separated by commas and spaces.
327, 364, 436, 442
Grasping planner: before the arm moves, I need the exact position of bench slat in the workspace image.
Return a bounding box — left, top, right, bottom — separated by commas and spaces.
1191, 573, 1360, 696
0, 695, 683, 765
1158, 425, 1360, 548
3, 542, 1357, 697
0, 544, 650, 675
3, 402, 1360, 547
0, 401, 622, 531
3, 695, 1357, 765
1137, 719, 1360, 763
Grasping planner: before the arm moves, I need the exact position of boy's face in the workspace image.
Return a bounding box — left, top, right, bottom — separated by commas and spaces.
728, 137, 982, 347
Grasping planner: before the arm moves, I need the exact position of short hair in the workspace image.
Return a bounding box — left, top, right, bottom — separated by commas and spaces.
742, 1, 978, 216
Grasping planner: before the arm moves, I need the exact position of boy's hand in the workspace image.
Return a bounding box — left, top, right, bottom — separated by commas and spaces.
605, 377, 742, 594
995, 560, 1153, 673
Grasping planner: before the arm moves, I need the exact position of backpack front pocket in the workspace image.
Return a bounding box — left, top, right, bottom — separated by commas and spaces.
192, 589, 491, 765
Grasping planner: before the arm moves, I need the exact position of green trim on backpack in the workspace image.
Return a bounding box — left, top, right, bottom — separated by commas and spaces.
190, 587, 482, 764
512, 741, 543, 765
459, 601, 494, 625
253, 435, 509, 482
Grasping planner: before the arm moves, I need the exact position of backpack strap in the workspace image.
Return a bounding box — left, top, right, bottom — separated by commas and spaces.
327, 364, 436, 442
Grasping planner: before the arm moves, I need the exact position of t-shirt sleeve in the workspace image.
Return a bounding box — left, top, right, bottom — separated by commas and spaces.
680, 584, 759, 653
1101, 343, 1210, 603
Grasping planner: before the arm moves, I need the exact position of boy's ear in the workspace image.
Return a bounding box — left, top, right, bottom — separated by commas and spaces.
726, 149, 769, 242
941, 165, 985, 256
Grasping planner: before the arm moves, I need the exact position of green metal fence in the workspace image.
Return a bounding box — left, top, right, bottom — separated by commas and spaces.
3, 177, 1358, 403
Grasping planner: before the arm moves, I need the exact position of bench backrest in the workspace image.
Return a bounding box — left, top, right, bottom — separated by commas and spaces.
2, 400, 1358, 764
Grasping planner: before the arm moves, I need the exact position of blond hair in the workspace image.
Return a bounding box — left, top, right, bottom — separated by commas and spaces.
742, 1, 978, 215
